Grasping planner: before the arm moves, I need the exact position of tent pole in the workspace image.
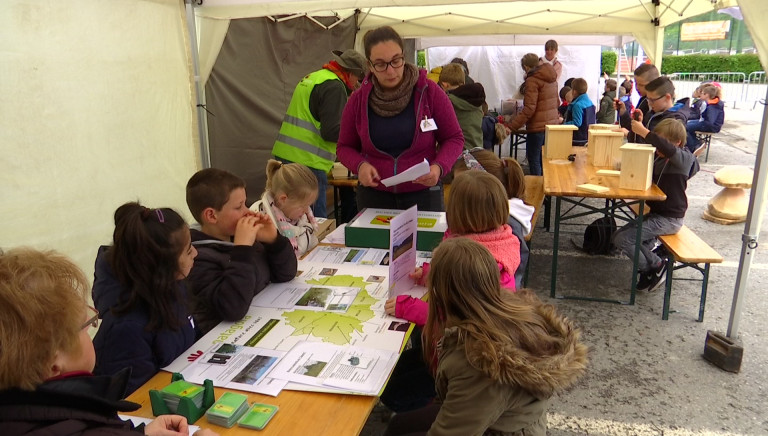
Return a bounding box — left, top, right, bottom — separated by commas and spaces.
185, 0, 211, 169
726, 93, 768, 338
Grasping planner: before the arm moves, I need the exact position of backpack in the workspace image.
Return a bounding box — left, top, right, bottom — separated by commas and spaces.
582, 216, 616, 255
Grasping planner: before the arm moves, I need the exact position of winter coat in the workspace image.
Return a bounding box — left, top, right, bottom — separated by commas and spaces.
482, 115, 499, 150
564, 93, 596, 142
187, 228, 298, 336
507, 64, 560, 133
251, 192, 318, 257
0, 369, 143, 436
337, 68, 464, 194
448, 84, 485, 150
428, 306, 587, 436
91, 247, 196, 394
696, 97, 725, 133
596, 90, 617, 124
394, 225, 520, 326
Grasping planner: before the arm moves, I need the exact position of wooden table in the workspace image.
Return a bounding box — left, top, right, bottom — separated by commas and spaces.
126, 372, 377, 435
543, 147, 666, 304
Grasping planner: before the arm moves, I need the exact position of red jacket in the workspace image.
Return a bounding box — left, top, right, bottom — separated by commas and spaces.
337, 68, 464, 193
508, 63, 560, 132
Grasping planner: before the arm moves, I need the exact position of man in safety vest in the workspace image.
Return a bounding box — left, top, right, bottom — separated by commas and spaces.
272, 49, 367, 219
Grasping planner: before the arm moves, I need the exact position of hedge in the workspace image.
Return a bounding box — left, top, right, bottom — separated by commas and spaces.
601, 51, 617, 76
661, 54, 764, 78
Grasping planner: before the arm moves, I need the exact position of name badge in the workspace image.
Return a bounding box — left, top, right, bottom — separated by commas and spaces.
420, 117, 437, 132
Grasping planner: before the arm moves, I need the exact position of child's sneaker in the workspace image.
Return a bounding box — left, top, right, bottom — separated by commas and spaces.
647, 259, 669, 292
636, 271, 653, 291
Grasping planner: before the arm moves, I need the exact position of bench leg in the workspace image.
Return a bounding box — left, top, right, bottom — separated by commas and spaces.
662, 254, 674, 320
704, 136, 711, 163
699, 263, 711, 322
544, 196, 551, 232
523, 240, 532, 287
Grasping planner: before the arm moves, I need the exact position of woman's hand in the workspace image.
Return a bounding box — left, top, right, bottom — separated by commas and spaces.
358, 162, 380, 187
413, 164, 441, 187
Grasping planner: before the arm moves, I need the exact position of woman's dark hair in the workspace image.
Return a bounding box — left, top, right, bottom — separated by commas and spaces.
109, 202, 188, 332
363, 26, 404, 60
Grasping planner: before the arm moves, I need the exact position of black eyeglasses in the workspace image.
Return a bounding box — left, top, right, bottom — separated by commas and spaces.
647, 94, 667, 103
81, 306, 100, 330
370, 56, 405, 72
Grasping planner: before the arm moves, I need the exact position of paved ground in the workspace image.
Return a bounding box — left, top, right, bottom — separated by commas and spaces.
361, 106, 768, 435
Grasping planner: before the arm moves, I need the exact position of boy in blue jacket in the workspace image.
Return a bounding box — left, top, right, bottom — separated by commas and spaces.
563, 78, 596, 145
686, 83, 725, 154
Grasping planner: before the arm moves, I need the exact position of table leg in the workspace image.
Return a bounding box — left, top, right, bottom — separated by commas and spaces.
550, 197, 562, 298
333, 184, 340, 224
629, 200, 645, 305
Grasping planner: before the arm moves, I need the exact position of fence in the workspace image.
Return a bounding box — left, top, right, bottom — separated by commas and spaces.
668, 71, 767, 110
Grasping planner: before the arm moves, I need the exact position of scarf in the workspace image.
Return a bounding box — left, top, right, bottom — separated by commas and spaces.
369, 63, 419, 117
323, 60, 357, 91
445, 225, 520, 277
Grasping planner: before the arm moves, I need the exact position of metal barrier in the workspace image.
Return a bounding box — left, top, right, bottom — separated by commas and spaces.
667, 71, 767, 110
668, 72, 746, 109
747, 71, 766, 110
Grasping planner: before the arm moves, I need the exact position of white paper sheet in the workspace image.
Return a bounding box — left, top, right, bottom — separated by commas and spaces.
388, 206, 418, 299
118, 415, 200, 435
380, 159, 430, 187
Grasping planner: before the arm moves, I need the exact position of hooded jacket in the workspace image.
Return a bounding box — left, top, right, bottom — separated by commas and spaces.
428, 301, 588, 436
187, 228, 297, 336
0, 369, 143, 436
91, 247, 196, 394
645, 131, 697, 218
448, 83, 486, 150
508, 64, 560, 132
337, 68, 464, 194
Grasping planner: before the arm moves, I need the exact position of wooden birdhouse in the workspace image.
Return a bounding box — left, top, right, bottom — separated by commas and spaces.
588, 130, 624, 167
589, 123, 618, 131
544, 124, 577, 159
619, 144, 655, 191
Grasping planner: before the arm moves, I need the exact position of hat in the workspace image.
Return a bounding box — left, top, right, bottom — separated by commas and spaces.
331, 49, 367, 76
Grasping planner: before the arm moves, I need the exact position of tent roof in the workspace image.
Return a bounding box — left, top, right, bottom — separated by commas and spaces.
197, 0, 738, 64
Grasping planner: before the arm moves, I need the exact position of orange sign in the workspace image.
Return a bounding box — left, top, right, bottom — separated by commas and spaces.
681, 21, 731, 41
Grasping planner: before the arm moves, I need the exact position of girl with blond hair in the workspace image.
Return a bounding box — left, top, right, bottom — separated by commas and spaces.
251, 159, 320, 257
384, 238, 588, 436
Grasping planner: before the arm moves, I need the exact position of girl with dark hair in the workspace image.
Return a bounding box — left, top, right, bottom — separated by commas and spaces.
92, 202, 198, 394
385, 238, 588, 436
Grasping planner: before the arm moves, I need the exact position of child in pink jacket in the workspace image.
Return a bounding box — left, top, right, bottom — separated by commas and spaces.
385, 170, 520, 325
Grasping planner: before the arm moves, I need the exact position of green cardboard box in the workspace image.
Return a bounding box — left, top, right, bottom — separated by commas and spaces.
344, 208, 446, 252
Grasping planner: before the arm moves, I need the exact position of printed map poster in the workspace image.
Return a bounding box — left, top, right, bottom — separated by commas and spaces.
388, 206, 418, 299
164, 263, 414, 393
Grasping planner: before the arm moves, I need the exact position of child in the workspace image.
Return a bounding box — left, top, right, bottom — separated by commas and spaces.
186, 168, 297, 336
251, 159, 319, 257
686, 83, 725, 154
384, 238, 587, 436
563, 78, 596, 145
617, 76, 687, 146
439, 63, 485, 150
379, 171, 521, 413
481, 102, 500, 151
596, 78, 618, 124
620, 77, 635, 114
0, 248, 217, 436
91, 202, 197, 393
612, 118, 698, 292
454, 148, 534, 290
385, 171, 521, 326
557, 85, 572, 119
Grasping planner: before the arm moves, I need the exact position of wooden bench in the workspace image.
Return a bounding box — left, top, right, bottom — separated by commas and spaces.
694, 131, 714, 162
522, 175, 545, 286
658, 225, 723, 321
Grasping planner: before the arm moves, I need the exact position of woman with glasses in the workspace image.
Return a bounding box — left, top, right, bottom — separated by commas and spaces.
337, 26, 463, 212
0, 248, 217, 436
92, 202, 198, 394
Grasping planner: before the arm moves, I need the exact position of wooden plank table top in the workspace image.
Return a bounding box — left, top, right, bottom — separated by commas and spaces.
543, 147, 666, 201
328, 176, 359, 188
126, 368, 378, 436
522, 175, 545, 242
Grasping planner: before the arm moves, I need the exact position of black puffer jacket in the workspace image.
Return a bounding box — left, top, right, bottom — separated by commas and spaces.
0, 369, 143, 436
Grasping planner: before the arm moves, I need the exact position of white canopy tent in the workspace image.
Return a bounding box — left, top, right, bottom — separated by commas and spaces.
3, 0, 768, 343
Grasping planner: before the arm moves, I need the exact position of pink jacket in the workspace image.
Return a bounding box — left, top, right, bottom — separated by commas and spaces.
394, 225, 521, 326
336, 68, 464, 194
